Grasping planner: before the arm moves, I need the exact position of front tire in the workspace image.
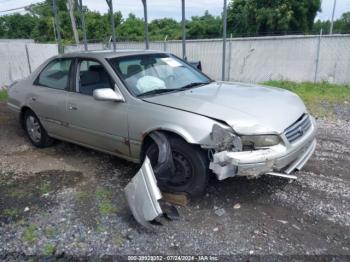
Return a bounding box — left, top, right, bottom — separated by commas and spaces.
146, 136, 209, 196
24, 110, 53, 148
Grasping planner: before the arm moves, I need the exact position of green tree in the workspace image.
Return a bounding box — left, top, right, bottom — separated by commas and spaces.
187, 11, 222, 39
0, 14, 37, 39
149, 18, 181, 40
312, 12, 350, 34
227, 0, 321, 36
116, 13, 144, 41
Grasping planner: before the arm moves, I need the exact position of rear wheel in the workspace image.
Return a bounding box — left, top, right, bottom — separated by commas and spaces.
146, 136, 209, 196
24, 110, 53, 148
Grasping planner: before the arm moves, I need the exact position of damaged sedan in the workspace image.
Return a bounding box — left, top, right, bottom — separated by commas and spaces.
7, 50, 316, 200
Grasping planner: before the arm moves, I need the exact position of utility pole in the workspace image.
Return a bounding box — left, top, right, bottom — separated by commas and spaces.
314, 28, 323, 83
141, 0, 149, 49
222, 0, 228, 81
106, 0, 116, 51
181, 0, 186, 60
330, 0, 337, 35
77, 0, 88, 51
67, 0, 79, 46
52, 0, 63, 53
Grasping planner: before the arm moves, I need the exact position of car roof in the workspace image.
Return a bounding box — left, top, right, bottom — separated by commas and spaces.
57, 49, 167, 60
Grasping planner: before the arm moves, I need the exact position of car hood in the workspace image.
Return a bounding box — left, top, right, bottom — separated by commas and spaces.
143, 82, 307, 134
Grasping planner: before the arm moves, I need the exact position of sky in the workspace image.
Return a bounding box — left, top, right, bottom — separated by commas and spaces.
0, 0, 349, 21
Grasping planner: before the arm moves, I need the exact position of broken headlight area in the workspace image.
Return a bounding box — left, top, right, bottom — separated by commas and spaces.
210, 124, 242, 151
240, 135, 281, 149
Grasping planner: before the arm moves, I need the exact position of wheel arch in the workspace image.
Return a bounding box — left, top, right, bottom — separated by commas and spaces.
139, 127, 204, 161
19, 105, 34, 128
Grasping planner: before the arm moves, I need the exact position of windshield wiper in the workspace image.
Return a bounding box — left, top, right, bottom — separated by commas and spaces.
179, 82, 210, 90
138, 82, 211, 97
137, 88, 178, 97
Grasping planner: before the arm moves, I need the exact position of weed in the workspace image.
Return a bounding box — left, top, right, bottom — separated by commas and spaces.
22, 224, 37, 245
95, 188, 118, 216
38, 181, 51, 194
44, 226, 57, 238
42, 243, 56, 256
3, 208, 21, 217
113, 233, 124, 246
0, 90, 8, 102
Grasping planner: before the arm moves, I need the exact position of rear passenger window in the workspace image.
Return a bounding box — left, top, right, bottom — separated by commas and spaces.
78, 60, 113, 96
37, 59, 72, 90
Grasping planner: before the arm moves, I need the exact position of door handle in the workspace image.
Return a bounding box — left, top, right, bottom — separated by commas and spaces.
31, 97, 37, 102
68, 105, 78, 111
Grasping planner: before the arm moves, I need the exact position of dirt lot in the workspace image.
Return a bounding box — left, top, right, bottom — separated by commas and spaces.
0, 101, 349, 259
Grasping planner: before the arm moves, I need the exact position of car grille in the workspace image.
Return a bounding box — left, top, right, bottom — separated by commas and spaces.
284, 114, 312, 143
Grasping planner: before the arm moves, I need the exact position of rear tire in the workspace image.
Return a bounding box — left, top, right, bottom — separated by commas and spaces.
146, 136, 209, 196
24, 110, 53, 148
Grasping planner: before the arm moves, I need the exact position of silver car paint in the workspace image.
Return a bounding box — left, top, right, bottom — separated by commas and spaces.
143, 81, 307, 135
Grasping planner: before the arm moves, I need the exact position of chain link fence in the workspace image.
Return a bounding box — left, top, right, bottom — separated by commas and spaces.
1, 34, 350, 87
65, 34, 350, 85
0, 41, 58, 87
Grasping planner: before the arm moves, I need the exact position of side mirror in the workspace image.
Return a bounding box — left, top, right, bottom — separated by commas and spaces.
189, 61, 202, 71
93, 88, 125, 102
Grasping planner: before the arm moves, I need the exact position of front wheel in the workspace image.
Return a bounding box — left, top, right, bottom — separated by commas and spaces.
146, 136, 209, 196
24, 110, 53, 148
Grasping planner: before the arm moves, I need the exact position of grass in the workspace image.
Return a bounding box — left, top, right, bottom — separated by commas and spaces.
95, 188, 118, 216
42, 243, 56, 256
38, 181, 51, 194
75, 190, 90, 202
0, 90, 8, 102
263, 81, 350, 118
113, 232, 125, 247
44, 226, 57, 238
22, 224, 37, 245
3, 208, 21, 217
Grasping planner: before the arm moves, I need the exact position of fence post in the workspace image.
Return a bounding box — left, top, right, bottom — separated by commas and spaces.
25, 44, 32, 74
141, 0, 149, 50
181, 0, 186, 60
106, 0, 117, 51
163, 35, 168, 52
221, 0, 228, 81
52, 0, 63, 54
78, 0, 88, 51
227, 38, 232, 81
314, 29, 323, 83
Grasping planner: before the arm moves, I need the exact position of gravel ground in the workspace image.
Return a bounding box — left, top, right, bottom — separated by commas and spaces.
0, 102, 349, 260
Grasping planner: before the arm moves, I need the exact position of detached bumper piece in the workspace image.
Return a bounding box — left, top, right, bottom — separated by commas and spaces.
125, 132, 179, 228
124, 157, 164, 228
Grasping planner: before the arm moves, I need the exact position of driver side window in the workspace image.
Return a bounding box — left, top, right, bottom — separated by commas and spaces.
77, 59, 113, 96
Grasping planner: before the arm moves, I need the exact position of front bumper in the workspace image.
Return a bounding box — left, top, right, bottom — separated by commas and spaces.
210, 117, 317, 180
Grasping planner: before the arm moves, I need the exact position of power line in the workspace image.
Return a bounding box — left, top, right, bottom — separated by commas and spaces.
0, 1, 45, 14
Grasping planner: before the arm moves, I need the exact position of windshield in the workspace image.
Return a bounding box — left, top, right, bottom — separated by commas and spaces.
108, 53, 211, 97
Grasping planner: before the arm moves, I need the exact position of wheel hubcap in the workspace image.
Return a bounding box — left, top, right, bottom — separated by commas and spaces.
26, 116, 41, 143
169, 151, 193, 186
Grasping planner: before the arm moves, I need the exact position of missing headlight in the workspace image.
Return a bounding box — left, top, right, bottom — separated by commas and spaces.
211, 124, 242, 151
241, 135, 281, 148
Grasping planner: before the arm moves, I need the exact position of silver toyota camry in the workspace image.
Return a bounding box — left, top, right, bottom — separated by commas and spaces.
7, 50, 317, 197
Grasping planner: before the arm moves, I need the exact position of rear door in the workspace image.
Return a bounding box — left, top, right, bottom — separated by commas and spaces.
66, 58, 130, 156
30, 58, 74, 138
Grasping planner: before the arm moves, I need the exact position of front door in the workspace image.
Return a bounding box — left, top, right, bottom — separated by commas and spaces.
66, 58, 130, 157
